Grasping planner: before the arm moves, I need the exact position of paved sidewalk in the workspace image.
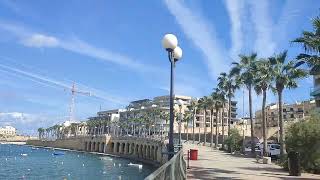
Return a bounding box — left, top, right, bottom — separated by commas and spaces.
184, 143, 320, 180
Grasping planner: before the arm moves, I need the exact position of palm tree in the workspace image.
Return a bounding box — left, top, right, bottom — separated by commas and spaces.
206, 97, 215, 147
37, 128, 44, 139
187, 99, 197, 143
196, 101, 202, 144
292, 15, 320, 74
183, 109, 192, 142
269, 51, 307, 157
212, 89, 223, 148
217, 72, 239, 149
198, 96, 210, 146
231, 53, 258, 154
253, 59, 274, 156
160, 111, 169, 140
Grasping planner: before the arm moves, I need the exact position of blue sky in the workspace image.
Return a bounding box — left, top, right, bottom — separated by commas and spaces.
0, 0, 318, 135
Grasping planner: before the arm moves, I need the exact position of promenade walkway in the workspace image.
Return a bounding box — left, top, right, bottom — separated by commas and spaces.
184, 143, 320, 180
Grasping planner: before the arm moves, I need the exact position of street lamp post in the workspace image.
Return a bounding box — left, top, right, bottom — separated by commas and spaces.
162, 34, 183, 159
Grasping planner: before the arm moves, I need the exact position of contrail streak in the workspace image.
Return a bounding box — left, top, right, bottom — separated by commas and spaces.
0, 63, 128, 105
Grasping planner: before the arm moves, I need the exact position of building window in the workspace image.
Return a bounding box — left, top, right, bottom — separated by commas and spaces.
290, 114, 294, 118
290, 108, 294, 111
284, 115, 287, 119
196, 123, 200, 127
283, 109, 286, 112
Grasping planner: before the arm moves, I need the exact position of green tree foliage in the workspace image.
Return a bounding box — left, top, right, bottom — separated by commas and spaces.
225, 128, 242, 152
292, 14, 320, 75
286, 113, 320, 174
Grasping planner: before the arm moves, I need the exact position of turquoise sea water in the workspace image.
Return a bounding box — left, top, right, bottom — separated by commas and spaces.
0, 144, 155, 180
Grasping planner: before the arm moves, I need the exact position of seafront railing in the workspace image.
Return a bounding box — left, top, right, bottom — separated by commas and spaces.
144, 149, 186, 180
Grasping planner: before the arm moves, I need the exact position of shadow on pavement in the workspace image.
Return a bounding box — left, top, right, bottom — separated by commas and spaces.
187, 166, 313, 180
187, 166, 242, 180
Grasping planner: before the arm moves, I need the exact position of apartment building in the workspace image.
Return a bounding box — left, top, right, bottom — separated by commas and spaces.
0, 126, 16, 137
120, 95, 193, 133
255, 100, 316, 127
88, 95, 237, 135
192, 101, 237, 132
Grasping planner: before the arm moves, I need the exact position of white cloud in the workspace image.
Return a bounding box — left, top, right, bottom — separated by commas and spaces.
225, 0, 245, 58
59, 38, 155, 72
0, 63, 129, 105
248, 1, 276, 57
0, 21, 158, 73
0, 21, 206, 97
0, 112, 24, 119
0, 112, 66, 135
164, 0, 229, 79
21, 33, 59, 48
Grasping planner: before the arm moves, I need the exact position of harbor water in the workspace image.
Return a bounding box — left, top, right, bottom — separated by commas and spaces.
0, 144, 156, 180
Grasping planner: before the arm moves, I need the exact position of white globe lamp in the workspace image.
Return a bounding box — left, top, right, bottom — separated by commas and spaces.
162, 34, 178, 51
173, 46, 183, 60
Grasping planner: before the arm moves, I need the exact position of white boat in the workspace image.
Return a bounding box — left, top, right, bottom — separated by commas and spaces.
128, 162, 143, 169
21, 153, 28, 156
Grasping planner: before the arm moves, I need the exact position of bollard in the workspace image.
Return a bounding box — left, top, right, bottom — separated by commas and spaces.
187, 150, 190, 169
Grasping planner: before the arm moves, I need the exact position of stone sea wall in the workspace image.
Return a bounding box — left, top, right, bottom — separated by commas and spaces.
27, 137, 85, 151
26, 135, 166, 166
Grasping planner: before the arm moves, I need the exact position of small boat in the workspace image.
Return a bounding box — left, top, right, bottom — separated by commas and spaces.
128, 162, 143, 169
21, 153, 28, 156
31, 147, 38, 150
53, 152, 65, 156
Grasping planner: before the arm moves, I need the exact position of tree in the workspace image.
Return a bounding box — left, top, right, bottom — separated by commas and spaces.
206, 96, 215, 147
254, 59, 274, 156
270, 51, 307, 157
231, 53, 258, 154
217, 72, 239, 149
212, 88, 224, 148
292, 15, 320, 75
187, 99, 198, 143
37, 128, 44, 140
160, 111, 169, 139
286, 112, 320, 173
198, 96, 210, 146
225, 128, 243, 153
183, 109, 192, 142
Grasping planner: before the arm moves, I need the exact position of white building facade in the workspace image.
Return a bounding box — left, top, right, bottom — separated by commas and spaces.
0, 126, 16, 136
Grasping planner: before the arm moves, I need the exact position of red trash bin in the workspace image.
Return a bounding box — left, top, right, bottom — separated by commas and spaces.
189, 149, 198, 160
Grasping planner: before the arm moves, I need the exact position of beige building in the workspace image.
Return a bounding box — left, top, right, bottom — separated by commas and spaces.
184, 101, 237, 135
0, 126, 16, 137
120, 95, 193, 134
311, 73, 320, 109
255, 99, 316, 127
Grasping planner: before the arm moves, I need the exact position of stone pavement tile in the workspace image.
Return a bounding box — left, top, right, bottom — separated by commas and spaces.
183, 143, 320, 180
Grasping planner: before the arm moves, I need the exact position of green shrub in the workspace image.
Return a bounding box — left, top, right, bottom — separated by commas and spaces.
225, 128, 242, 152
285, 112, 320, 174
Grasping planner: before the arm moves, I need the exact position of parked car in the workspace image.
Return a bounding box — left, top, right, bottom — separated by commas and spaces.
259, 143, 280, 158
244, 143, 261, 153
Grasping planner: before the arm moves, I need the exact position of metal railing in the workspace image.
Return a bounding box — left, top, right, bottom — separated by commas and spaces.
145, 149, 186, 180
